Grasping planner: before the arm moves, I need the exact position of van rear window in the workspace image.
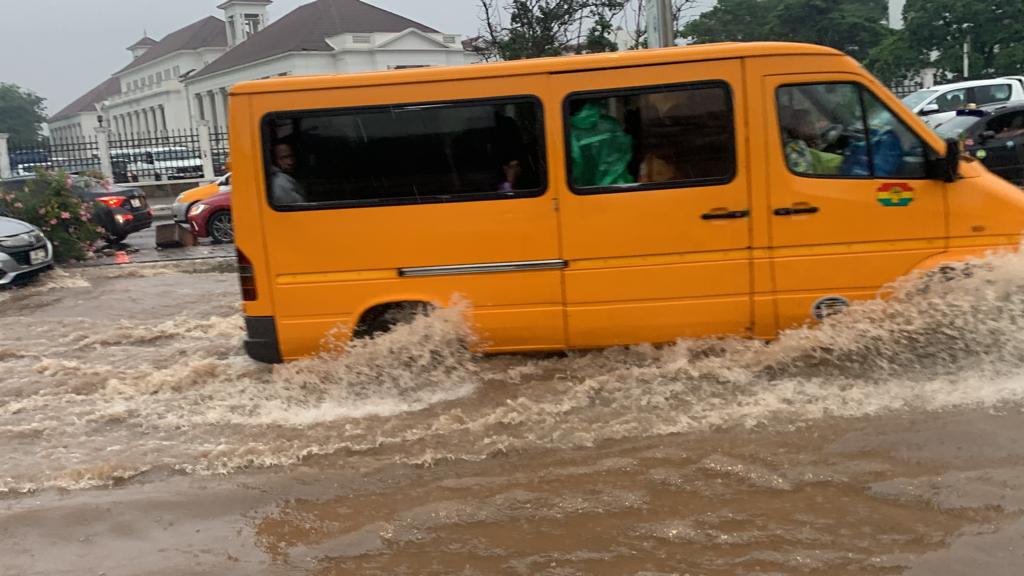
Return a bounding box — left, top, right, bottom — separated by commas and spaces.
564, 81, 735, 194
262, 97, 545, 210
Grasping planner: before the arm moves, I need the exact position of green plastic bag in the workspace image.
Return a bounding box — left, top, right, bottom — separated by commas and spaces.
569, 102, 635, 187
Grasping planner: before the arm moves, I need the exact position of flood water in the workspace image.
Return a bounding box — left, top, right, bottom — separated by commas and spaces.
3, 253, 1024, 575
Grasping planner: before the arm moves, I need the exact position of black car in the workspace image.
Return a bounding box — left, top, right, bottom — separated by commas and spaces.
933, 103, 1024, 185
70, 176, 153, 243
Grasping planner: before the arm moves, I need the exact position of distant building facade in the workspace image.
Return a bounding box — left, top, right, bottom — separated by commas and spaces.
50, 0, 478, 137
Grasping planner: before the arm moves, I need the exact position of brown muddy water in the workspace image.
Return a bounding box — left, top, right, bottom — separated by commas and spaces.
2, 255, 1024, 575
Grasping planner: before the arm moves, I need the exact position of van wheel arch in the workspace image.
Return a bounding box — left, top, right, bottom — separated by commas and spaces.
352, 301, 435, 340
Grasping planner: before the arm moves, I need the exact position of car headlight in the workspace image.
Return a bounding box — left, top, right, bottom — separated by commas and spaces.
0, 232, 42, 248
188, 204, 208, 217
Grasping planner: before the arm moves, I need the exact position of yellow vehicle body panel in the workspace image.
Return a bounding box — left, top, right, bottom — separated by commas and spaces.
227, 42, 1024, 362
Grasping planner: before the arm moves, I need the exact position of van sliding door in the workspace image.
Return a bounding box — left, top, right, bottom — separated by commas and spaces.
550, 61, 753, 348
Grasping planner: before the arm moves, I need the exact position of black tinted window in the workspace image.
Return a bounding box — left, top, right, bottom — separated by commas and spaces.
565, 82, 735, 194
262, 97, 545, 209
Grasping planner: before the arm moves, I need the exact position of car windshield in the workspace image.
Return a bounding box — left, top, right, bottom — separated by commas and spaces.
934, 115, 981, 139
153, 149, 196, 161
902, 90, 937, 109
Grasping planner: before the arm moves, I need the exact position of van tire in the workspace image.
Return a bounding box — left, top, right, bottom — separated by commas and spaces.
353, 302, 433, 340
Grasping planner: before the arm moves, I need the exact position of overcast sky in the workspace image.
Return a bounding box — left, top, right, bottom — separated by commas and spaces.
0, 0, 483, 116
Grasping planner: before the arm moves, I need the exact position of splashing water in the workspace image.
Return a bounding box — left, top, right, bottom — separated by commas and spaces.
2, 248, 1024, 492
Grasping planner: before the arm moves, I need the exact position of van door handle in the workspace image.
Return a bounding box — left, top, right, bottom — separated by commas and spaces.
774, 205, 820, 216
701, 209, 749, 220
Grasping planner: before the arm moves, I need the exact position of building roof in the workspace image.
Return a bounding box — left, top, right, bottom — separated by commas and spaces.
49, 76, 123, 122
190, 0, 439, 80
127, 35, 158, 49
117, 16, 227, 75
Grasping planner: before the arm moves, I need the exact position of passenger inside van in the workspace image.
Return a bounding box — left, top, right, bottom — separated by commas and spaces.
778, 103, 843, 175
568, 101, 635, 187
270, 142, 306, 205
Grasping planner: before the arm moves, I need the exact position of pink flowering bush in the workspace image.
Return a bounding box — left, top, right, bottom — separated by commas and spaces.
0, 170, 103, 263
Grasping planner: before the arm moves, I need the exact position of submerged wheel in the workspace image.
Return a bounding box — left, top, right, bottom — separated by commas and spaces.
353, 302, 433, 340
208, 211, 233, 244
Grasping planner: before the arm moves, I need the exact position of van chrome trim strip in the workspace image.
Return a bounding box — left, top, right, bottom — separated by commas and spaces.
400, 259, 567, 277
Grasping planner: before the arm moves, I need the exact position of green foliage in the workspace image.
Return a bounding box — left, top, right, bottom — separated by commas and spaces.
0, 171, 105, 263
681, 0, 776, 43
903, 0, 1024, 80
479, 0, 628, 60
862, 30, 927, 85
682, 0, 889, 61
0, 83, 47, 145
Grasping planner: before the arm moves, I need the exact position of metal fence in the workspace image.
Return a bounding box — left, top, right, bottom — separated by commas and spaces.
108, 129, 205, 183
3, 125, 223, 184
6, 135, 102, 178
889, 81, 923, 99
211, 129, 230, 177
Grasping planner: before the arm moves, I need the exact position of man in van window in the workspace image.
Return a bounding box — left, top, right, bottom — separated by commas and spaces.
270, 142, 306, 205
779, 106, 842, 175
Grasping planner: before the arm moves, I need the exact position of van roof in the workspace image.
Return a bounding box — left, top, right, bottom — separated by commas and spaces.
231, 42, 843, 96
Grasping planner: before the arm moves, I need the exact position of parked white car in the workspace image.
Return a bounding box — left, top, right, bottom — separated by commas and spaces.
902, 78, 1024, 127
122, 146, 204, 182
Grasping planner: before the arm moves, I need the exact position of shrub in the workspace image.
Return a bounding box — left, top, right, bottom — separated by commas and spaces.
0, 170, 104, 263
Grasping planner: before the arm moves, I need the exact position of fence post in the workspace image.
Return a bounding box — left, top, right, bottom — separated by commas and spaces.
0, 133, 11, 179
197, 121, 215, 180
94, 126, 112, 180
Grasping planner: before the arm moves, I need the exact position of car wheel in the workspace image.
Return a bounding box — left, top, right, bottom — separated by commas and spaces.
208, 211, 233, 244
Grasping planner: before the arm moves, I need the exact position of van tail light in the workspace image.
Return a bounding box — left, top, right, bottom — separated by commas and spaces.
96, 195, 126, 208
237, 248, 257, 301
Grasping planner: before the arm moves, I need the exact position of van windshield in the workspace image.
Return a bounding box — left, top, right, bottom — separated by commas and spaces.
902, 90, 937, 109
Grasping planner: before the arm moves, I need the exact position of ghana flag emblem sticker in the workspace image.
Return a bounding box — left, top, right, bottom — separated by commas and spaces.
876, 182, 914, 207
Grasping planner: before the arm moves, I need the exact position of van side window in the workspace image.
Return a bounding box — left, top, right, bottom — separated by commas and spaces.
777, 83, 927, 179
262, 97, 545, 209
565, 82, 735, 194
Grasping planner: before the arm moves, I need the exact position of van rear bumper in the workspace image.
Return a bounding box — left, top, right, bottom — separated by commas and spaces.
244, 316, 283, 363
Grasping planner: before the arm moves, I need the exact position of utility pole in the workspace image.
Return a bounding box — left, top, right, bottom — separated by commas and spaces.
962, 23, 973, 79
646, 0, 675, 48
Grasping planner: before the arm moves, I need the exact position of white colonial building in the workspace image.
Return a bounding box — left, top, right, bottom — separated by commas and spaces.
50, 0, 478, 137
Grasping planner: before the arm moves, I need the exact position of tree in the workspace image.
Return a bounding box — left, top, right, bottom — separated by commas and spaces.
617, 0, 696, 50
681, 0, 777, 43
682, 0, 889, 61
0, 83, 47, 145
902, 0, 1024, 81
479, 0, 630, 60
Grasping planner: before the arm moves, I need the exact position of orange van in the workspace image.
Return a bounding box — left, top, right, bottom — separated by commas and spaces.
226, 42, 1024, 362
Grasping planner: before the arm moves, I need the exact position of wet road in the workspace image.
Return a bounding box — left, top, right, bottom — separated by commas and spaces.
2, 253, 1024, 575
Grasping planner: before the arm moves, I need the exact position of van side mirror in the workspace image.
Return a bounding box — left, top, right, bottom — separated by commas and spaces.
927, 138, 960, 182
980, 130, 997, 141
920, 103, 940, 115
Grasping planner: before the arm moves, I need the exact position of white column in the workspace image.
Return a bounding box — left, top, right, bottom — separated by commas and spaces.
0, 133, 11, 179
197, 120, 215, 179
158, 105, 168, 132
94, 127, 112, 180
207, 91, 220, 130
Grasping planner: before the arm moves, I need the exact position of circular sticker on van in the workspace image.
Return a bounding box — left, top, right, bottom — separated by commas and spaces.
975, 149, 988, 159
811, 296, 849, 321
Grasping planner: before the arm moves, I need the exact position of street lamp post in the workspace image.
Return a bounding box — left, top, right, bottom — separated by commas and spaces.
646, 0, 674, 49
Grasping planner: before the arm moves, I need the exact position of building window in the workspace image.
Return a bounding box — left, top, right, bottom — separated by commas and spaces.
565, 81, 736, 194
227, 15, 236, 45
173, 65, 181, 78
262, 97, 546, 210
353, 34, 372, 44
243, 13, 262, 39
443, 35, 457, 44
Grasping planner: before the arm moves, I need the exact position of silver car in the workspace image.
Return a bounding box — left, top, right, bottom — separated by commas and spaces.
0, 217, 53, 286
